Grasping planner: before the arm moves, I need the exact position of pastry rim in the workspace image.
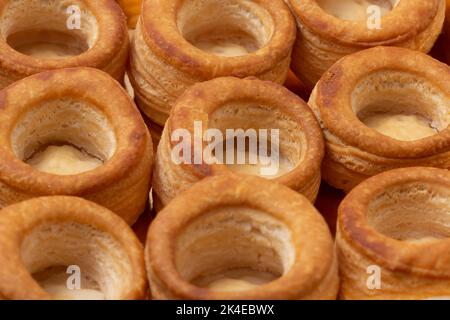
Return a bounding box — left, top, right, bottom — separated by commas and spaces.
314, 46, 450, 159
146, 174, 335, 299
168, 77, 325, 191
140, 0, 296, 78
0, 67, 151, 195
288, 0, 442, 45
0, 0, 128, 77
0, 196, 147, 300
338, 167, 450, 277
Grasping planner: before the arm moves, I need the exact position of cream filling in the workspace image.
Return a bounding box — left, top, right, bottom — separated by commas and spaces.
27, 145, 103, 175
34, 267, 104, 300
7, 29, 86, 59
363, 113, 438, 141
192, 39, 250, 57
189, 31, 258, 57
225, 149, 293, 179
317, 0, 399, 21
194, 269, 277, 292
14, 42, 83, 59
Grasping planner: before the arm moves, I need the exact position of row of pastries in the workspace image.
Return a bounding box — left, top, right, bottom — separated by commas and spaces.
0, 0, 448, 300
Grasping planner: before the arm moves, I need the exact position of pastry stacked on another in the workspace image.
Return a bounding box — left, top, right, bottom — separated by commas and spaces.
0, 0, 447, 301
287, 0, 446, 89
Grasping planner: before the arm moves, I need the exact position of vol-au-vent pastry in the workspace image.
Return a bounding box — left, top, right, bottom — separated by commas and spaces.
0, 0, 129, 89
0, 67, 153, 225
308, 46, 450, 192
146, 174, 338, 300
129, 0, 296, 126
445, 0, 450, 62
336, 167, 450, 300
287, 0, 446, 89
153, 77, 325, 209
0, 196, 147, 300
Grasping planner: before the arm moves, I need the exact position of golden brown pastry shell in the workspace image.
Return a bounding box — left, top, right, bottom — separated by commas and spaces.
0, 67, 153, 224
153, 77, 324, 207
0, 0, 129, 88
129, 0, 296, 125
336, 167, 450, 299
146, 174, 338, 300
308, 46, 450, 192
0, 196, 147, 300
445, 0, 450, 62
288, 0, 446, 89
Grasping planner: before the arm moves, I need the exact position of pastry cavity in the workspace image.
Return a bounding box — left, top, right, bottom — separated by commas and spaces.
193, 269, 277, 292
366, 183, 450, 241
21, 221, 133, 300
352, 71, 448, 142
27, 145, 103, 175
174, 206, 294, 292
209, 103, 303, 179
362, 114, 438, 141
317, 0, 399, 21
11, 99, 116, 175
33, 266, 104, 300
1, 0, 97, 59
7, 30, 88, 59
177, 0, 273, 57
224, 146, 294, 179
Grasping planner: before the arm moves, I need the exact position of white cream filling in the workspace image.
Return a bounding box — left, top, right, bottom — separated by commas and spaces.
363, 113, 438, 141
27, 145, 103, 175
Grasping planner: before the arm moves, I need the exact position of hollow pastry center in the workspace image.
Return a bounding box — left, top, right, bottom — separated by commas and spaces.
27, 145, 103, 175
367, 183, 450, 241
21, 222, 133, 300
175, 206, 295, 293
208, 103, 304, 179
7, 30, 88, 59
1, 0, 97, 59
362, 113, 438, 141
317, 0, 399, 21
177, 0, 273, 57
352, 71, 449, 142
193, 268, 277, 292
11, 99, 116, 176
33, 266, 104, 300
220, 138, 294, 179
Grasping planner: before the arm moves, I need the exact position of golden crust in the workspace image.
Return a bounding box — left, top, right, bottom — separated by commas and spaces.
446, 0, 450, 62
153, 76, 324, 207
129, 0, 296, 125
146, 174, 338, 300
336, 167, 450, 299
288, 0, 446, 89
0, 196, 147, 300
0, 67, 153, 224
140, 0, 295, 78
308, 46, 450, 192
0, 0, 129, 87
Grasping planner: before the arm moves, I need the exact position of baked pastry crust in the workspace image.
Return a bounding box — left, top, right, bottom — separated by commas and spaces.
445, 0, 450, 62
336, 167, 450, 299
0, 67, 153, 224
308, 46, 450, 192
129, 0, 296, 125
146, 174, 338, 300
0, 196, 147, 300
0, 0, 129, 88
287, 0, 446, 89
153, 77, 324, 207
